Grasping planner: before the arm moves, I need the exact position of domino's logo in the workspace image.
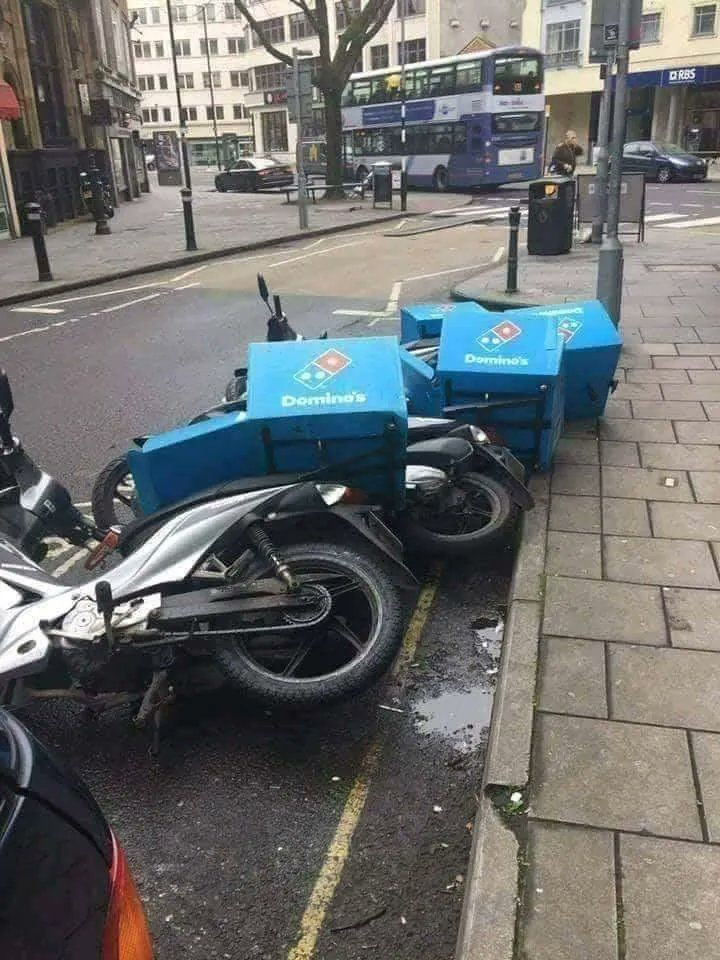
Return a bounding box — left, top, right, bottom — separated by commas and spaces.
558, 319, 583, 343
293, 348, 352, 390
477, 320, 523, 353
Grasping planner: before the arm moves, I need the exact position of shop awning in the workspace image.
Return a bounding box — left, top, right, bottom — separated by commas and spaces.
0, 83, 21, 121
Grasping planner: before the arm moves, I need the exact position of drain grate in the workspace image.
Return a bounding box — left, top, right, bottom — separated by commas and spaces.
646, 263, 719, 272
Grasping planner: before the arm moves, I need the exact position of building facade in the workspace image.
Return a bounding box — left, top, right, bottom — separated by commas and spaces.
523, 0, 720, 159
0, 0, 142, 236
127, 0, 523, 165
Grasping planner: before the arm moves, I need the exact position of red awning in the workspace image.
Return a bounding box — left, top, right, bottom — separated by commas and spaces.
0, 83, 21, 121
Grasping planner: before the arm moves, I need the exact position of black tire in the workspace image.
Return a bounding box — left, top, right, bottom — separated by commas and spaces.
213, 543, 404, 707
224, 374, 247, 402
657, 165, 672, 184
398, 473, 518, 557
216, 181, 227, 192
433, 166, 448, 192
91, 455, 140, 531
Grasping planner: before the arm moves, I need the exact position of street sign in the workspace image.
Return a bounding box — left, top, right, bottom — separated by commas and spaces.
589, 0, 643, 62
604, 23, 619, 45
286, 63, 313, 123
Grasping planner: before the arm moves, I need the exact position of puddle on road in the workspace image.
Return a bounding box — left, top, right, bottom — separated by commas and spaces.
411, 614, 504, 751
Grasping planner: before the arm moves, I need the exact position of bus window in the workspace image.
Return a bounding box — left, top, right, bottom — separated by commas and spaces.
353, 79, 371, 105
492, 55, 543, 95
470, 126, 486, 154
452, 123, 468, 154
405, 68, 429, 100
370, 76, 390, 103
491, 113, 542, 134
428, 65, 455, 97
426, 123, 454, 154
342, 83, 354, 106
455, 60, 484, 93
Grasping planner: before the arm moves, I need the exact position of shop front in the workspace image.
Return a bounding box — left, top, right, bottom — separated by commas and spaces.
0, 82, 21, 238
627, 64, 720, 155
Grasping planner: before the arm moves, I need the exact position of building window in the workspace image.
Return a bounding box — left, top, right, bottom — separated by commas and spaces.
142, 107, 159, 122
693, 3, 717, 35
150, 6, 161, 22
138, 75, 155, 91
134, 41, 152, 58
370, 44, 388, 69
163, 107, 172, 121
227, 36, 246, 53
174, 38, 191, 55
181, 105, 198, 120
545, 19, 581, 68
230, 70, 240, 86
225, 1, 241, 17
233, 103, 245, 118
173, 4, 188, 21
158, 74, 168, 89
240, 69, 250, 87
200, 38, 219, 55
203, 70, 222, 87
206, 104, 224, 119
199, 3, 215, 20
398, 38, 425, 64
178, 72, 194, 87
640, 11, 661, 43
254, 62, 286, 90
261, 110, 288, 151
289, 11, 317, 39
397, 0, 425, 16
136, 8, 147, 24
335, 0, 360, 31
252, 16, 285, 45
154, 40, 165, 56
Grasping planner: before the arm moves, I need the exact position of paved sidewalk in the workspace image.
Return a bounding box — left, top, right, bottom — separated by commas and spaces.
456, 232, 720, 959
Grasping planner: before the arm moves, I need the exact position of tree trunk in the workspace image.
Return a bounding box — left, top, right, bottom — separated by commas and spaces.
323, 86, 345, 198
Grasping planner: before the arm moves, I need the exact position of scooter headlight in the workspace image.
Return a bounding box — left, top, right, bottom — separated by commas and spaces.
316, 483, 348, 506
469, 426, 489, 444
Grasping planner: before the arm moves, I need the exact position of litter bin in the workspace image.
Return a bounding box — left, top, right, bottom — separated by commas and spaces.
372, 162, 392, 208
527, 177, 575, 256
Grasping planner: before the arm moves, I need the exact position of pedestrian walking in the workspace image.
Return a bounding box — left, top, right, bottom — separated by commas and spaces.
549, 130, 584, 175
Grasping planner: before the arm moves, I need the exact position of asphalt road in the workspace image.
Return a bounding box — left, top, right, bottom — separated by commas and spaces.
0, 221, 516, 960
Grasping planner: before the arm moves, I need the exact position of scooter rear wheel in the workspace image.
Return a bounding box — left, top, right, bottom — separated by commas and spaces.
92, 455, 139, 530
398, 472, 517, 556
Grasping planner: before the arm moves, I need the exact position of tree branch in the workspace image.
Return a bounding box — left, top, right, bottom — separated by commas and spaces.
287, 0, 321, 34
332, 0, 395, 79
232, 0, 292, 65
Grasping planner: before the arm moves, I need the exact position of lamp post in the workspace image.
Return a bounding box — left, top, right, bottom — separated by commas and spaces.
399, 0, 407, 212
199, 3, 222, 170
165, 0, 197, 250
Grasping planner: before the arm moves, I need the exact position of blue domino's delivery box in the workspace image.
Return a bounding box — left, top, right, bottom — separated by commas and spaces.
400, 301, 490, 343
435, 311, 565, 471
502, 300, 622, 421
129, 410, 265, 515
398, 346, 444, 417
245, 337, 408, 503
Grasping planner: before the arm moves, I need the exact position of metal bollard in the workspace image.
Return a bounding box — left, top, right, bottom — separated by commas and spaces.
25, 202, 53, 282
506, 206, 521, 294
180, 187, 197, 251
88, 156, 111, 236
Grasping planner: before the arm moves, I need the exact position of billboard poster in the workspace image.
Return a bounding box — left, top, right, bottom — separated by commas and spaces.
153, 130, 182, 186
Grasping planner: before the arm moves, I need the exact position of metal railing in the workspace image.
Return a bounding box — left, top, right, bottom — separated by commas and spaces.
545, 49, 582, 69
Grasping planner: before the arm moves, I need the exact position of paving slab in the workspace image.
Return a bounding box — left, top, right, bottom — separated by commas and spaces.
639, 326, 699, 342
614, 382, 662, 401
562, 419, 599, 439
626, 368, 689, 383
663, 384, 720, 401
689, 471, 720, 503
547, 531, 602, 579
511, 505, 549, 603
602, 497, 651, 536
621, 835, 720, 960
548, 494, 602, 534
599, 440, 640, 467
543, 577, 667, 645
551, 464, 600, 497
675, 421, 720, 444
649, 502, 720, 540
601, 466, 693, 502
640, 442, 720, 470
664, 587, 720, 650
677, 343, 720, 355
537, 637, 607, 718
631, 400, 707, 420
689, 369, 720, 382
604, 536, 719, 588
690, 733, 720, 842
700, 402, 720, 420
554, 438, 599, 465
609, 644, 720, 730
622, 343, 678, 356
523, 823, 617, 960
599, 419, 676, 443
604, 398, 632, 418
531, 714, 702, 839
654, 357, 715, 369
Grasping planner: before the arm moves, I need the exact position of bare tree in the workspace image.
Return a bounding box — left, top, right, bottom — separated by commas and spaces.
233, 0, 395, 190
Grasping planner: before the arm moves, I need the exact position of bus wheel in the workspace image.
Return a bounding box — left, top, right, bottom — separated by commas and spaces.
433, 166, 448, 192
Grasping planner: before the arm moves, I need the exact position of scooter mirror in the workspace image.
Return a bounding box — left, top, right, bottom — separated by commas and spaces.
273, 294, 282, 318
257, 273, 270, 304
0, 370, 14, 419
319, 330, 328, 340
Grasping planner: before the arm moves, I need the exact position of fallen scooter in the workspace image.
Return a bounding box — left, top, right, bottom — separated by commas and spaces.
0, 371, 413, 724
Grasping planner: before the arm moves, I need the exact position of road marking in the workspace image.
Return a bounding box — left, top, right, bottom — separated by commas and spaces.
11, 306, 64, 315
301, 237, 327, 250
385, 280, 402, 313
0, 324, 50, 342
430, 206, 502, 219
333, 308, 389, 317
493, 245, 505, 263
402, 262, 489, 283
175, 281, 202, 290
99, 292, 165, 313
35, 280, 167, 307
645, 213, 687, 223
167, 264, 209, 283
43, 538, 75, 561
269, 239, 364, 268
681, 203, 704, 208
663, 215, 720, 229
53, 548, 87, 577
649, 202, 673, 206
286, 570, 441, 960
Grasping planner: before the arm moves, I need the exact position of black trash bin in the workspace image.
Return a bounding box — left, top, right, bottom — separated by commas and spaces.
372, 161, 392, 208
527, 177, 575, 255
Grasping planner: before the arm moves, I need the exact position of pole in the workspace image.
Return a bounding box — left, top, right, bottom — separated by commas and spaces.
88, 153, 111, 236
597, 0, 630, 327
591, 50, 615, 244
25, 202, 52, 281
506, 206, 521, 294
399, 2, 407, 212
542, 104, 551, 174
166, 0, 197, 250
201, 5, 221, 170
293, 47, 309, 230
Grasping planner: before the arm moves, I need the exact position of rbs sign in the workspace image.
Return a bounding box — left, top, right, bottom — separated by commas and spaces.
667, 67, 698, 84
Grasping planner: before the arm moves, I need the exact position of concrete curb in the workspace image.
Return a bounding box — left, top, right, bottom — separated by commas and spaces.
455, 474, 549, 960
0, 211, 409, 308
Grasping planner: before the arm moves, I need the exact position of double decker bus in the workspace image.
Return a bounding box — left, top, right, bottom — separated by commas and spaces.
341, 46, 544, 191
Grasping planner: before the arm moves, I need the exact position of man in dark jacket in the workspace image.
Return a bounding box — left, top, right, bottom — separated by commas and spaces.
550, 130, 583, 175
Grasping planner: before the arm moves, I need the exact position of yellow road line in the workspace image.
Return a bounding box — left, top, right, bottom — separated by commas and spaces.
286, 564, 443, 960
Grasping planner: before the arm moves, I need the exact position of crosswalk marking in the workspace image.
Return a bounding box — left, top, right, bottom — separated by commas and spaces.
662, 215, 720, 229
645, 213, 687, 223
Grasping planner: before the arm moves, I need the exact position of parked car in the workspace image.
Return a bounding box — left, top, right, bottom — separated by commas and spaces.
621, 140, 707, 183
0, 709, 153, 959
215, 157, 294, 192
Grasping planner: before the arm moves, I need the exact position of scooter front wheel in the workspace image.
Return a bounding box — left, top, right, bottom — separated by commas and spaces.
398, 473, 517, 557
213, 542, 404, 707
91, 455, 140, 530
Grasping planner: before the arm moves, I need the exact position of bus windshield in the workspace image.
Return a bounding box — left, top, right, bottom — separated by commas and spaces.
492, 55, 543, 95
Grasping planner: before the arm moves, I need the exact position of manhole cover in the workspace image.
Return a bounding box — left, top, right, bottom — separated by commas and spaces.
646, 263, 719, 272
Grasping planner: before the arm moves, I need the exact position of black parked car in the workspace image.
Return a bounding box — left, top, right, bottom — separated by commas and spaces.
621, 140, 707, 183
0, 709, 153, 959
215, 156, 294, 192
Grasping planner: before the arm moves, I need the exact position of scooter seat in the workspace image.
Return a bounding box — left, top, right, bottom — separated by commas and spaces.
405, 437, 473, 472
